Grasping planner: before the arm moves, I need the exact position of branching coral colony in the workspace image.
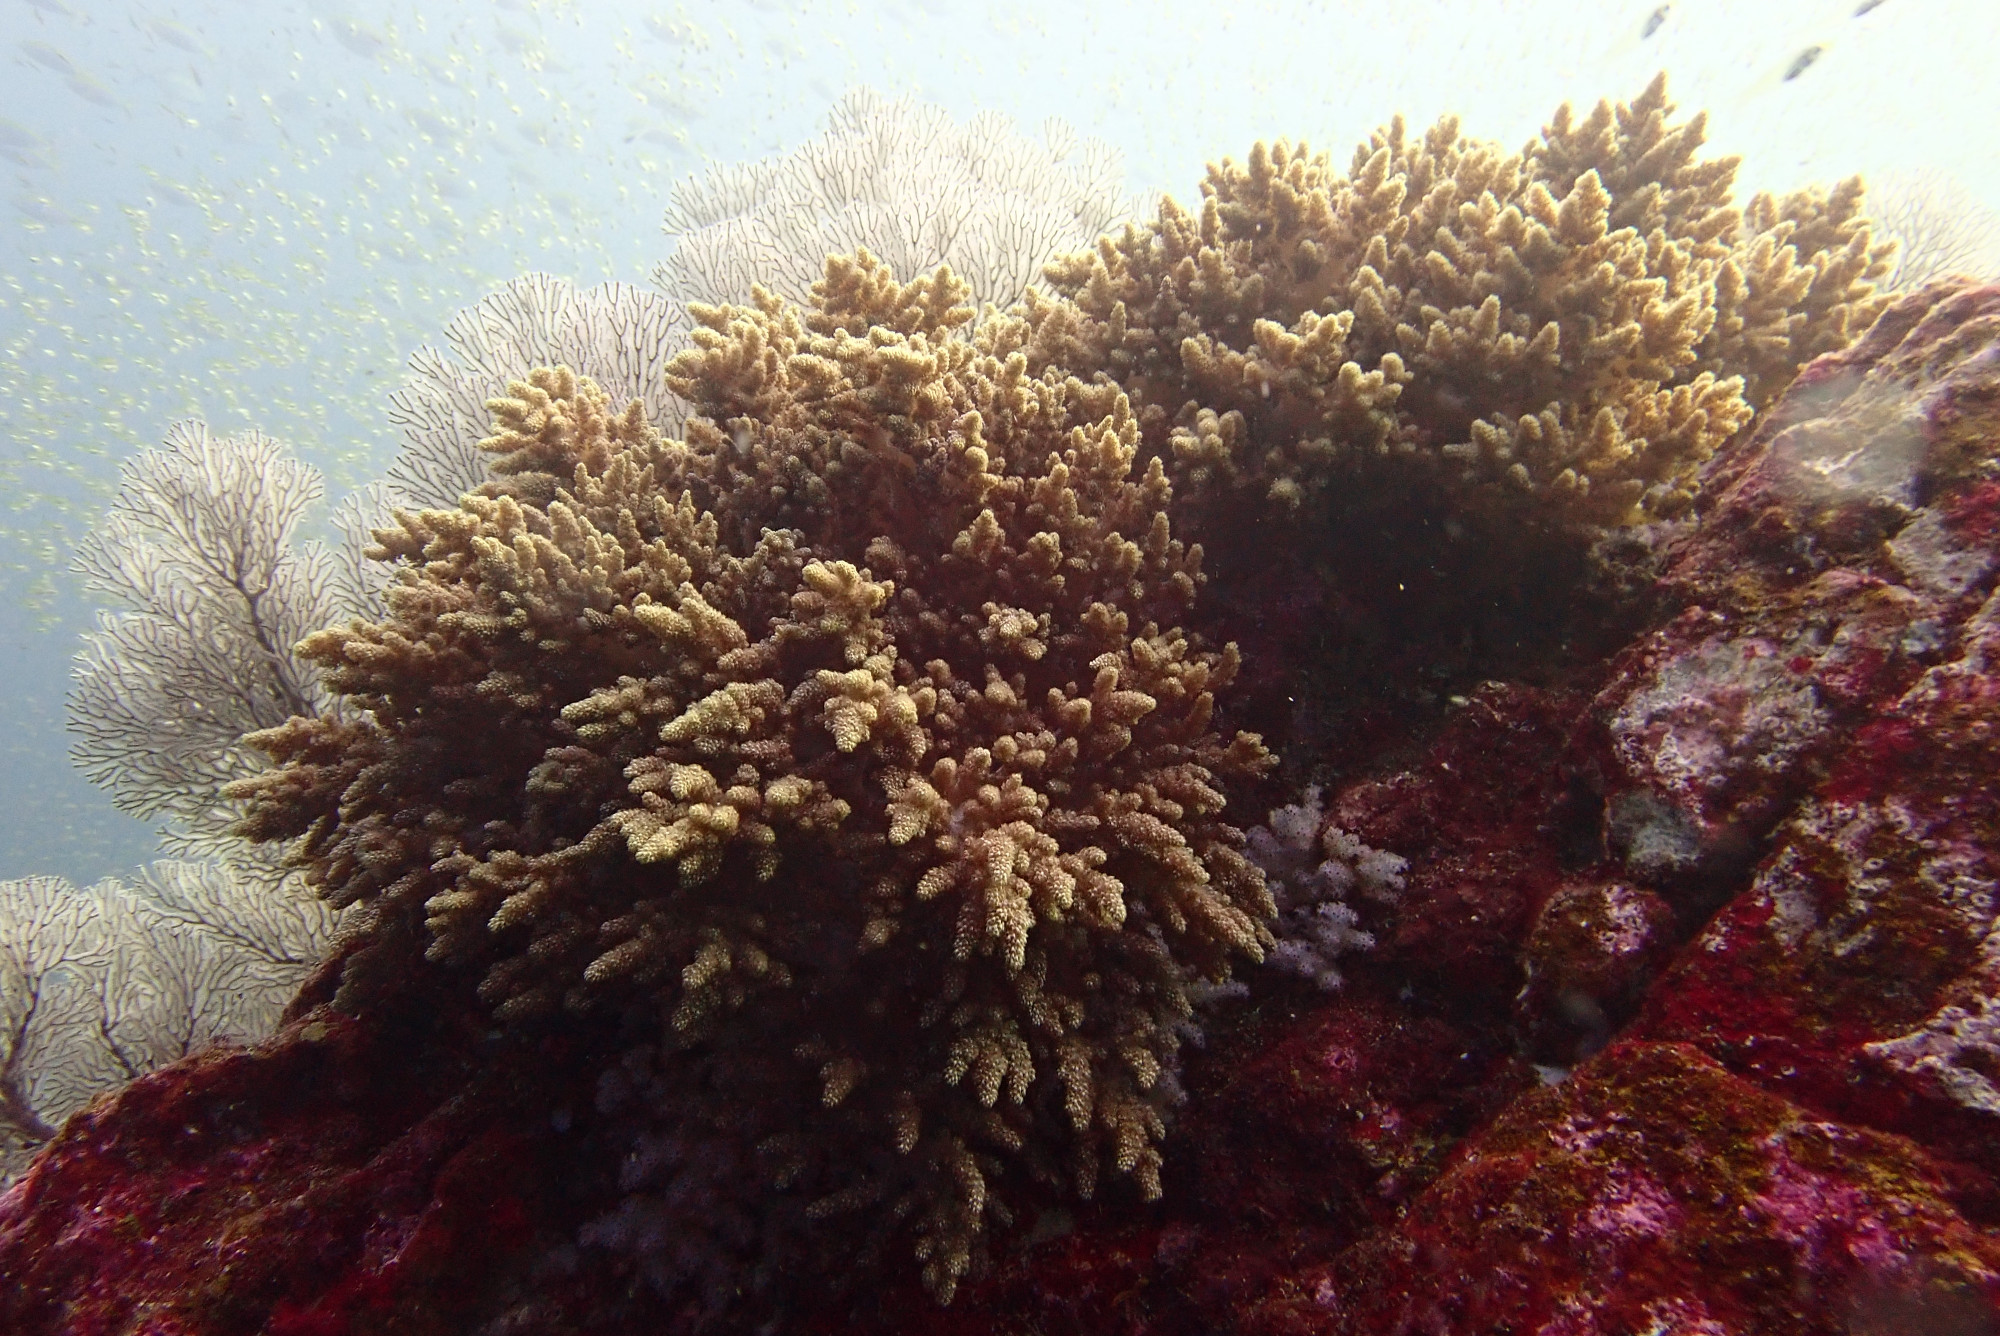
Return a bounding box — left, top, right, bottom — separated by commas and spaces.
1019, 74, 1891, 722
1030, 74, 1887, 534
233, 255, 1275, 1302
227, 77, 1890, 1306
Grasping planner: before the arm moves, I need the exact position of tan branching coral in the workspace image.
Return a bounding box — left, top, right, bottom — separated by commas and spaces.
216, 81, 1902, 1315
1030, 74, 1891, 528
231, 253, 1273, 1302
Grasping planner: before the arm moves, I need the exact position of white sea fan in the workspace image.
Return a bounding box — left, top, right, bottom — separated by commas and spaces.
0, 863, 340, 1185
382, 274, 693, 520
1870, 169, 2000, 290
656, 87, 1146, 317
16, 421, 363, 1188
67, 421, 372, 849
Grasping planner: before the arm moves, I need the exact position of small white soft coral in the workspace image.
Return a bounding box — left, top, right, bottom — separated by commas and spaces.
1245, 786, 1405, 990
